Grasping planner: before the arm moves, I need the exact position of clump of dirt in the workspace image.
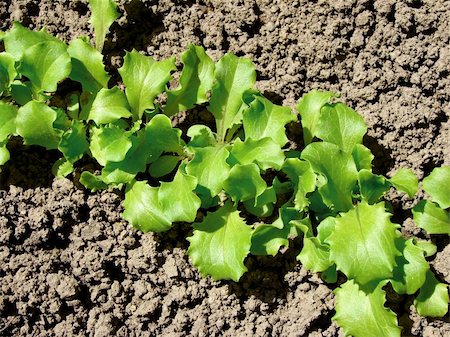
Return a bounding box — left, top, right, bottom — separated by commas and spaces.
1, 0, 449, 336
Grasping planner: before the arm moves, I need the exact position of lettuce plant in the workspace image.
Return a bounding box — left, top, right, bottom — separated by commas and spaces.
0, 2, 448, 336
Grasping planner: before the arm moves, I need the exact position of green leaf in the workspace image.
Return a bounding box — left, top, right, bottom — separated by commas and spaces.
68, 37, 110, 93
243, 186, 277, 218
391, 238, 429, 295
296, 90, 336, 145
282, 158, 316, 211
165, 45, 214, 116
358, 169, 390, 204
414, 240, 437, 257
328, 202, 400, 286
0, 52, 17, 94
16, 100, 61, 149
88, 0, 119, 52
301, 142, 358, 213
423, 166, 450, 209
316, 103, 367, 153
148, 155, 180, 178
333, 280, 401, 337
158, 168, 201, 222
352, 144, 374, 171
209, 53, 256, 142
186, 146, 231, 198
52, 157, 74, 178
412, 200, 450, 235
122, 180, 172, 233
223, 163, 266, 203
79, 171, 108, 192
2, 22, 60, 60
389, 168, 418, 198
228, 137, 285, 170
58, 120, 89, 163
0, 142, 10, 165
0, 101, 17, 141
298, 217, 336, 273
187, 202, 253, 281
86, 87, 132, 124
90, 124, 132, 166
18, 41, 71, 93
242, 93, 296, 147
10, 81, 33, 105
119, 49, 176, 119
187, 125, 216, 148
250, 207, 301, 256
414, 270, 449, 317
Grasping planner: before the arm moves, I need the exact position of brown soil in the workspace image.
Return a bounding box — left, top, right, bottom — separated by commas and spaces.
1, 0, 449, 336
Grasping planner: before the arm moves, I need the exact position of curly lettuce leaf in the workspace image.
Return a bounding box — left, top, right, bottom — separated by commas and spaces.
79, 171, 108, 192
0, 101, 17, 142
0, 52, 16, 94
422, 166, 450, 209
68, 37, 110, 93
282, 158, 316, 211
208, 53, 256, 142
358, 169, 390, 204
328, 202, 400, 286
88, 0, 119, 52
187, 202, 253, 281
165, 44, 214, 116
58, 120, 89, 163
187, 124, 216, 148
228, 137, 285, 170
296, 90, 336, 145
242, 93, 296, 147
414, 270, 449, 317
86, 87, 131, 124
223, 163, 266, 203
334, 280, 401, 337
412, 200, 450, 235
90, 124, 132, 166
388, 168, 418, 198
352, 144, 374, 171
119, 49, 176, 119
18, 41, 71, 94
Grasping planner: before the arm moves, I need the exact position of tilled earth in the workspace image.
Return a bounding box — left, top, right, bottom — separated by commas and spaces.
0, 0, 449, 336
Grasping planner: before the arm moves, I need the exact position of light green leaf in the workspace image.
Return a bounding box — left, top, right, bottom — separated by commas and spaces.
52, 158, 74, 178
423, 166, 450, 209
414, 240, 437, 257
301, 142, 358, 212
165, 45, 214, 116
79, 171, 108, 192
223, 163, 266, 203
16, 100, 61, 149
242, 93, 296, 147
282, 158, 316, 211
2, 22, 60, 60
243, 186, 277, 218
0, 52, 17, 94
334, 280, 401, 337
88, 0, 119, 52
58, 120, 89, 163
328, 202, 400, 286
187, 202, 253, 281
228, 137, 285, 170
18, 41, 71, 93
0, 142, 10, 165
352, 144, 374, 171
0, 101, 17, 141
90, 124, 132, 166
10, 81, 33, 105
209, 53, 256, 142
412, 200, 450, 235
358, 169, 390, 204
87, 87, 132, 124
391, 239, 429, 295
186, 146, 231, 198
148, 155, 180, 178
68, 37, 110, 93
316, 103, 367, 153
297, 217, 336, 273
414, 270, 449, 317
296, 90, 336, 145
119, 49, 176, 118
187, 124, 216, 147
389, 168, 418, 198
158, 168, 201, 223
123, 180, 172, 233
250, 207, 301, 256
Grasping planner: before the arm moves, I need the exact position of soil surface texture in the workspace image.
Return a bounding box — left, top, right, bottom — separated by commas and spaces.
1, 0, 449, 336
